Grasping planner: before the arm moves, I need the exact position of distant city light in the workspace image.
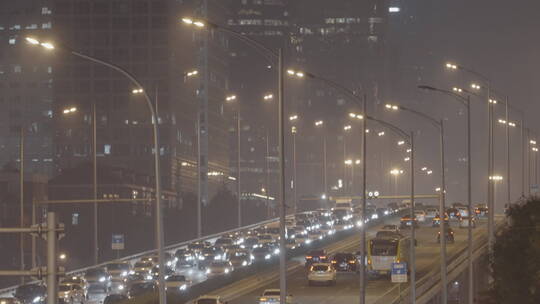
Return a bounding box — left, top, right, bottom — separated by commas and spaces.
388, 7, 400, 13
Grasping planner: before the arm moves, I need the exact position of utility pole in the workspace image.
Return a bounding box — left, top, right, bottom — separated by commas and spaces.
19, 127, 25, 284
92, 101, 98, 265
237, 106, 242, 227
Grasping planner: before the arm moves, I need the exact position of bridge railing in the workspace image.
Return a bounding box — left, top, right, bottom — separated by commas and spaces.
0, 215, 282, 297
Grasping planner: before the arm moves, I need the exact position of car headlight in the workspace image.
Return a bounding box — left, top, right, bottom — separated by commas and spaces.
33, 297, 42, 303
214, 255, 221, 260
179, 284, 187, 291
224, 268, 230, 274
166, 261, 172, 267
318, 235, 323, 240
384, 211, 389, 215
121, 271, 128, 277
265, 254, 271, 260
99, 276, 106, 282
118, 285, 124, 290
305, 239, 312, 244
242, 260, 248, 266
250, 254, 255, 260
371, 214, 378, 219
205, 269, 210, 274
274, 248, 280, 255
146, 275, 153, 280
198, 256, 204, 260
129, 270, 135, 275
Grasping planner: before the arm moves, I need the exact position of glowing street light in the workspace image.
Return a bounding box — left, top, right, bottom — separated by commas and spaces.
344, 125, 352, 131
533, 147, 538, 152
289, 115, 298, 121
263, 94, 274, 100
348, 112, 364, 120
286, 69, 305, 78
25, 37, 55, 50
181, 17, 205, 27
445, 62, 458, 70
421, 167, 428, 171
427, 170, 433, 175
315, 120, 324, 127
404, 157, 410, 162
397, 140, 405, 146
452, 87, 463, 93
384, 104, 399, 111
186, 70, 198, 77
225, 95, 237, 101
390, 169, 403, 175
530, 140, 537, 145
344, 159, 353, 165
470, 83, 481, 90
62, 107, 78, 114
132, 88, 144, 94
489, 175, 503, 181
377, 131, 385, 137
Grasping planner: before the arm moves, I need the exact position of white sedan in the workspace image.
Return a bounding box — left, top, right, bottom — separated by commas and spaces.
307, 263, 337, 286
259, 289, 293, 304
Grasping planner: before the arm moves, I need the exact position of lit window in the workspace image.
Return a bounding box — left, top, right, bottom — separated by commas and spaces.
47, 66, 52, 73
41, 7, 52, 15
10, 25, 21, 30
104, 144, 111, 155
26, 24, 38, 30
42, 22, 52, 29
9, 37, 16, 45
389, 7, 401, 13
13, 65, 22, 73
72, 213, 79, 225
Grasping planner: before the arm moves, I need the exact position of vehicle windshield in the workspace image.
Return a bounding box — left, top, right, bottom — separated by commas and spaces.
196, 300, 217, 304
253, 247, 269, 253
263, 291, 281, 296
259, 235, 272, 240
107, 263, 129, 271
166, 275, 185, 282
312, 265, 329, 271
88, 286, 105, 293
215, 238, 232, 245
371, 240, 398, 256
58, 286, 71, 292
86, 269, 106, 276
211, 261, 229, 267
134, 262, 151, 267
376, 231, 399, 238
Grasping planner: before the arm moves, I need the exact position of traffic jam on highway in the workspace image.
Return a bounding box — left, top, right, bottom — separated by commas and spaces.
4, 201, 487, 304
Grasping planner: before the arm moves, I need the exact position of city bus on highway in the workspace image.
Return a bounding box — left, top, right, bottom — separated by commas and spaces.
367, 235, 411, 277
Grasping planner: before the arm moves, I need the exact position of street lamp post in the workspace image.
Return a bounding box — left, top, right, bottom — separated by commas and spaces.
226, 94, 242, 227
315, 120, 327, 196
290, 115, 299, 213
418, 85, 473, 304
385, 102, 448, 304
62, 104, 98, 264
446, 63, 496, 252
181, 18, 288, 304
25, 37, 167, 304
285, 67, 421, 304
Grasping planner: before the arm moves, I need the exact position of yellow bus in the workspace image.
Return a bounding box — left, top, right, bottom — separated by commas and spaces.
367, 235, 411, 277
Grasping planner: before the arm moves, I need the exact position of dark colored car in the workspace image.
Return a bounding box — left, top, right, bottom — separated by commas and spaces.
305, 249, 328, 267
331, 253, 357, 272
127, 282, 157, 299
400, 215, 419, 228
14, 284, 46, 304
251, 245, 273, 262
198, 247, 224, 269
175, 248, 196, 267
432, 213, 449, 227
103, 294, 128, 304
150, 265, 174, 280
446, 208, 461, 220
437, 227, 455, 243
243, 237, 259, 249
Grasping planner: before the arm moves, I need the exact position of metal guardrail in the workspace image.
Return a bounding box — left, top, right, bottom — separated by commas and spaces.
0, 216, 283, 297
372, 220, 504, 304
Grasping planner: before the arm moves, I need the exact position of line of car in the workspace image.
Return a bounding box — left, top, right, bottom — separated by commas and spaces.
6, 202, 405, 304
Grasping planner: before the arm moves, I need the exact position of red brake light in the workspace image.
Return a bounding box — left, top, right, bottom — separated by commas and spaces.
306, 256, 312, 259
320, 256, 326, 259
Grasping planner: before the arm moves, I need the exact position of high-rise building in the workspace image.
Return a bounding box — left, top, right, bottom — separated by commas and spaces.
0, 1, 54, 176
49, 0, 231, 202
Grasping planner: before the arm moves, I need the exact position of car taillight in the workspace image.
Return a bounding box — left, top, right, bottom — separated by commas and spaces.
348, 260, 356, 263
306, 256, 312, 259
320, 256, 326, 259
